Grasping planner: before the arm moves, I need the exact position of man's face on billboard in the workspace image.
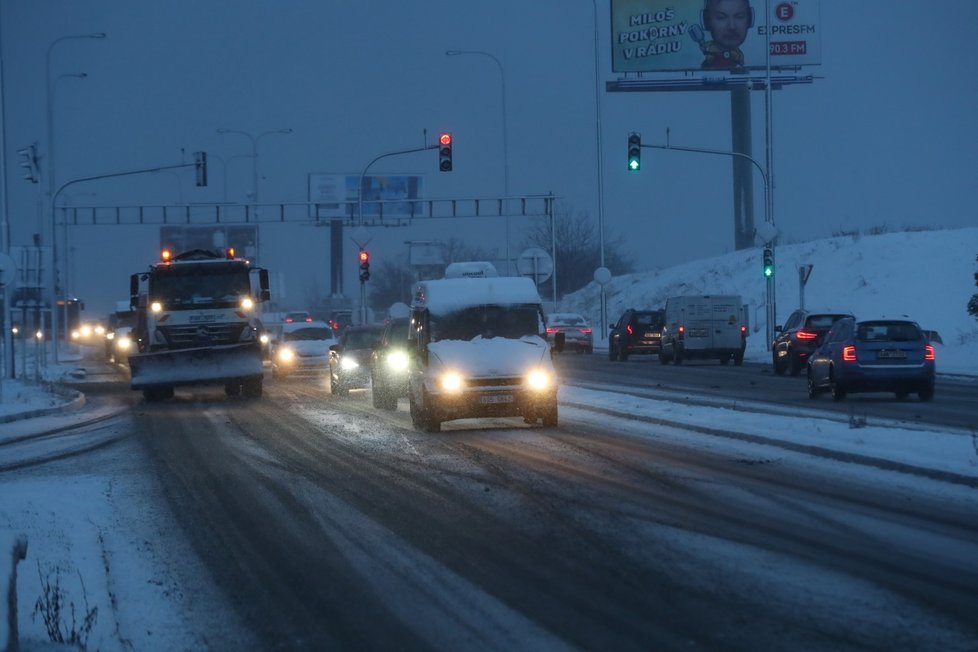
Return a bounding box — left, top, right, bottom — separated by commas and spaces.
705, 0, 751, 50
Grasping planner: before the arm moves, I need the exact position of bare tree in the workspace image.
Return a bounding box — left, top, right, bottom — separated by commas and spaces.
521, 203, 634, 298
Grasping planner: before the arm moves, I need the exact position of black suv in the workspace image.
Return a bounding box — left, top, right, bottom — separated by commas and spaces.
772, 309, 853, 376
608, 309, 665, 361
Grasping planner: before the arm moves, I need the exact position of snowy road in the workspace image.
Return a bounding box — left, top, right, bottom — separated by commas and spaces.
125, 378, 978, 651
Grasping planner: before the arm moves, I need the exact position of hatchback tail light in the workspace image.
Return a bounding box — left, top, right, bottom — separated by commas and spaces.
546, 327, 559, 334
924, 345, 935, 361
626, 324, 633, 335
796, 330, 818, 340
579, 328, 592, 334
842, 345, 857, 362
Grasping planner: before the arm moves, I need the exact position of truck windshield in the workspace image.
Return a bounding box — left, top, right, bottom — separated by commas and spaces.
151, 269, 251, 309
431, 305, 541, 342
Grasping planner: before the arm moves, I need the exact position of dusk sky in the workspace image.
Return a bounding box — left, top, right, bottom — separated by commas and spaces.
2, 0, 976, 317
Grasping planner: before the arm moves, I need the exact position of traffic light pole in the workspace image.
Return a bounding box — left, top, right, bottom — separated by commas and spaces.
357, 143, 439, 225
48, 159, 205, 362
641, 139, 776, 349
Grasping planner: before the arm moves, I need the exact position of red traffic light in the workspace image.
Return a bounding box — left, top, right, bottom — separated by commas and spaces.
439, 132, 452, 146
358, 250, 369, 263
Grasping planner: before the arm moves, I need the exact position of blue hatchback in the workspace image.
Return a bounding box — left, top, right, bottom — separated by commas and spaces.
807, 318, 936, 401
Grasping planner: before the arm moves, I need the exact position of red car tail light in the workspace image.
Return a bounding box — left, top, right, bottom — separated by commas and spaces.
546, 327, 559, 334
626, 324, 633, 335
579, 328, 592, 334
842, 345, 857, 362
925, 345, 935, 361
796, 330, 818, 340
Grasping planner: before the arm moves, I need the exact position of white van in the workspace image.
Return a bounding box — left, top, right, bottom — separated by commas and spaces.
660, 295, 748, 365
407, 273, 563, 432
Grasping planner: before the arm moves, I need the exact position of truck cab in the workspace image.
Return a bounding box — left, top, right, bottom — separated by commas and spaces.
407, 267, 563, 432
128, 248, 270, 400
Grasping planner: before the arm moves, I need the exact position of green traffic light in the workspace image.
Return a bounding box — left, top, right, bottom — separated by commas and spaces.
629, 158, 640, 171
763, 266, 774, 278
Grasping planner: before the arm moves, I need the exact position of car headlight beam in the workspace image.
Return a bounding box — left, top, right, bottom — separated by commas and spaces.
386, 350, 409, 371
440, 371, 463, 392
527, 369, 551, 390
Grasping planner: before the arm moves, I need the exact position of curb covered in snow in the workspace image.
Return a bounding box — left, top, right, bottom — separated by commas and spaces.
0, 385, 85, 426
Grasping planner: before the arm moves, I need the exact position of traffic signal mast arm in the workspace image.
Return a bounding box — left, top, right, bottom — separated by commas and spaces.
636, 138, 770, 225
52, 157, 208, 208
357, 141, 441, 224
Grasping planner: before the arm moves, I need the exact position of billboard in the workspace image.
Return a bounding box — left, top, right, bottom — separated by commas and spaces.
611, 0, 821, 73
308, 174, 425, 219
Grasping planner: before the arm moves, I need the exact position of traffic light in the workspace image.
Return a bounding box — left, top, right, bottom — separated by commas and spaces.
627, 132, 641, 171
438, 132, 453, 172
762, 247, 774, 278
17, 144, 39, 184
358, 249, 370, 282
194, 151, 208, 187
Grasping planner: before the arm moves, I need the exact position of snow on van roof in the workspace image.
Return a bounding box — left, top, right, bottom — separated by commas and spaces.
413, 276, 542, 314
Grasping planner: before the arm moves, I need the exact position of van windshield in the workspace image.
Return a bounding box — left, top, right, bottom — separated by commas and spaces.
432, 305, 541, 341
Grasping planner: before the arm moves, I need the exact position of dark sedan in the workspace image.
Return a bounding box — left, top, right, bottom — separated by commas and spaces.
329, 324, 385, 396
772, 309, 853, 376
807, 317, 936, 401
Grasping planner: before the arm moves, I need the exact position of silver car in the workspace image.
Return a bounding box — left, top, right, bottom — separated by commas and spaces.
546, 312, 593, 354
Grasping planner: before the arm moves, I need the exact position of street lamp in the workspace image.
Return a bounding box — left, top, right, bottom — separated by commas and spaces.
589, 0, 609, 334
151, 169, 183, 204
50, 72, 87, 353
445, 49, 511, 273
216, 128, 293, 204
45, 32, 105, 361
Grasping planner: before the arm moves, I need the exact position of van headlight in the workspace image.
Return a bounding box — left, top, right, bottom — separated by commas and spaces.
440, 371, 464, 393
526, 369, 552, 390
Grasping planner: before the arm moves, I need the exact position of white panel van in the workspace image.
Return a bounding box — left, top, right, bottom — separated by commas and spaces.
660, 295, 748, 365
407, 274, 563, 432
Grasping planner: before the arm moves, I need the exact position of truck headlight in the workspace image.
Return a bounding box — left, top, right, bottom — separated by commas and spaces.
151, 301, 163, 313
240, 297, 254, 311
116, 336, 131, 351
440, 371, 464, 392
526, 369, 551, 390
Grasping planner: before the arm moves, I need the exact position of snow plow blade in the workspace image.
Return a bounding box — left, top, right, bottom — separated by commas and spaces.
129, 344, 263, 389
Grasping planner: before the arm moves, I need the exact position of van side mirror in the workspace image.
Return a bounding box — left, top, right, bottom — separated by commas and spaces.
129, 274, 139, 310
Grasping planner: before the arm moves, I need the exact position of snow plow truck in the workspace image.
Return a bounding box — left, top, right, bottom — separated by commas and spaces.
128, 248, 270, 400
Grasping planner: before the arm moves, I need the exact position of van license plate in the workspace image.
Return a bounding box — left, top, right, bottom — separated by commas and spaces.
481, 394, 514, 404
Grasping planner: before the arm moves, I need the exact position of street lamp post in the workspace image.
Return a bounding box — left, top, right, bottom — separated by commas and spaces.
446, 49, 511, 273
50, 72, 87, 352
45, 32, 105, 362
216, 128, 292, 204
589, 0, 609, 334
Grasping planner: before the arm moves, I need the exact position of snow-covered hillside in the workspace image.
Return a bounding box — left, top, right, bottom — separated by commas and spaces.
560, 227, 978, 375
